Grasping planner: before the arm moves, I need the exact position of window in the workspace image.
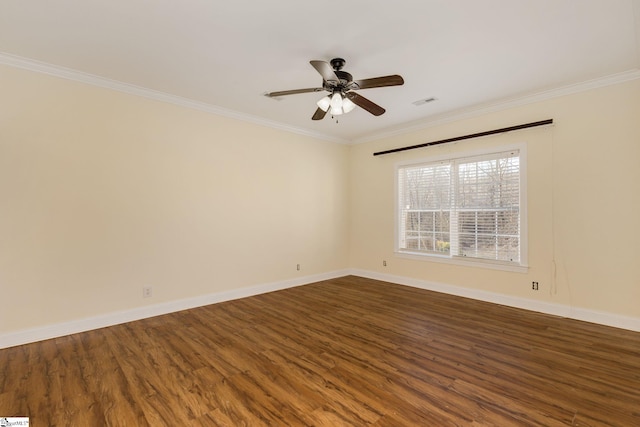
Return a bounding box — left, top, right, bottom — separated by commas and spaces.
396, 146, 526, 270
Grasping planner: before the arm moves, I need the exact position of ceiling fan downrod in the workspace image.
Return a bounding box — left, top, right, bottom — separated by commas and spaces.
330, 57, 346, 71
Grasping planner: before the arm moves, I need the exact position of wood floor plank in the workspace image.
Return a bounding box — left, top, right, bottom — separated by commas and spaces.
84, 331, 151, 425
1, 275, 639, 425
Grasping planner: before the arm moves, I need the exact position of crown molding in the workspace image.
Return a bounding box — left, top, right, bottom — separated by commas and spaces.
0, 52, 347, 144
2, 52, 638, 146
352, 68, 640, 144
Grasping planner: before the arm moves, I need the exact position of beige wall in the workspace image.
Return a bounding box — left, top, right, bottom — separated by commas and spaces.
1, 63, 639, 338
0, 65, 349, 333
349, 78, 640, 319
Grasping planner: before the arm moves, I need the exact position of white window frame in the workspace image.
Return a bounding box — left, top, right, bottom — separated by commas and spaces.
394, 143, 528, 273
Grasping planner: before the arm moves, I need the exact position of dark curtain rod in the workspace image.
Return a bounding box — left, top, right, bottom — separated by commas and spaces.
373, 119, 553, 156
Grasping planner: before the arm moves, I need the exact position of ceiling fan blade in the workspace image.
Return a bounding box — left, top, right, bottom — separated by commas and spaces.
310, 60, 339, 83
353, 75, 404, 90
346, 92, 386, 116
265, 87, 324, 97
312, 107, 327, 120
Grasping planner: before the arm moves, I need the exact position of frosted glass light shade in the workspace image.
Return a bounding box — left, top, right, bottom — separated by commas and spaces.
342, 96, 356, 113
330, 92, 343, 110
316, 96, 331, 112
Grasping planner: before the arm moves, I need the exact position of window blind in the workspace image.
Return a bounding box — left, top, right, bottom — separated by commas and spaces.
398, 149, 521, 264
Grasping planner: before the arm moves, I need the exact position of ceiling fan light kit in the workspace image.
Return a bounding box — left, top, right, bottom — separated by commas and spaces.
317, 92, 357, 116
265, 58, 404, 121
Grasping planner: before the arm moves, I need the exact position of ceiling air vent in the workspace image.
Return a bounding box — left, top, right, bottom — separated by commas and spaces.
412, 97, 437, 106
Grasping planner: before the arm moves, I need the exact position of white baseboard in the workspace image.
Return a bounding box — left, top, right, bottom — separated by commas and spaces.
3, 268, 637, 349
0, 269, 349, 349
348, 269, 640, 332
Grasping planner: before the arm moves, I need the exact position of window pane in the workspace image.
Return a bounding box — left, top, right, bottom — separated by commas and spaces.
459, 211, 476, 234
419, 211, 434, 231
458, 232, 475, 256
476, 235, 498, 259
498, 236, 520, 262
497, 210, 519, 235
476, 211, 497, 234
435, 211, 449, 232
435, 233, 450, 253
420, 235, 434, 251
460, 234, 497, 259
401, 164, 451, 210
405, 233, 419, 250
406, 212, 419, 231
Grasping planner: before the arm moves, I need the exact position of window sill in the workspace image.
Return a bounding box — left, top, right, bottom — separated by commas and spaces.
395, 251, 529, 273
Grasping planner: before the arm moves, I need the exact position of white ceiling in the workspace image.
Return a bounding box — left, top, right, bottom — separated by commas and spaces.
1, 0, 639, 143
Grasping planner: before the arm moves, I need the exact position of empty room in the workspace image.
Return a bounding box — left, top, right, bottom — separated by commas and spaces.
1, 1, 639, 425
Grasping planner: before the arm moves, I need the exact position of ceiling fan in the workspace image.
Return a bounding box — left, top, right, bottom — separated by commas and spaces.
264, 58, 404, 120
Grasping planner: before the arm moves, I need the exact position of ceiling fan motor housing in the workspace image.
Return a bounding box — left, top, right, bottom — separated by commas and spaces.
335, 71, 353, 86
329, 58, 352, 90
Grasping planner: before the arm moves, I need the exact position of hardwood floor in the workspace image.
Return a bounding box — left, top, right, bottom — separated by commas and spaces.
1, 276, 639, 426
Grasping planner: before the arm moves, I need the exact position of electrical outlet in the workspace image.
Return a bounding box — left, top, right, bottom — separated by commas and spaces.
296, 264, 300, 271
383, 260, 387, 267
143, 286, 153, 298
532, 281, 539, 291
